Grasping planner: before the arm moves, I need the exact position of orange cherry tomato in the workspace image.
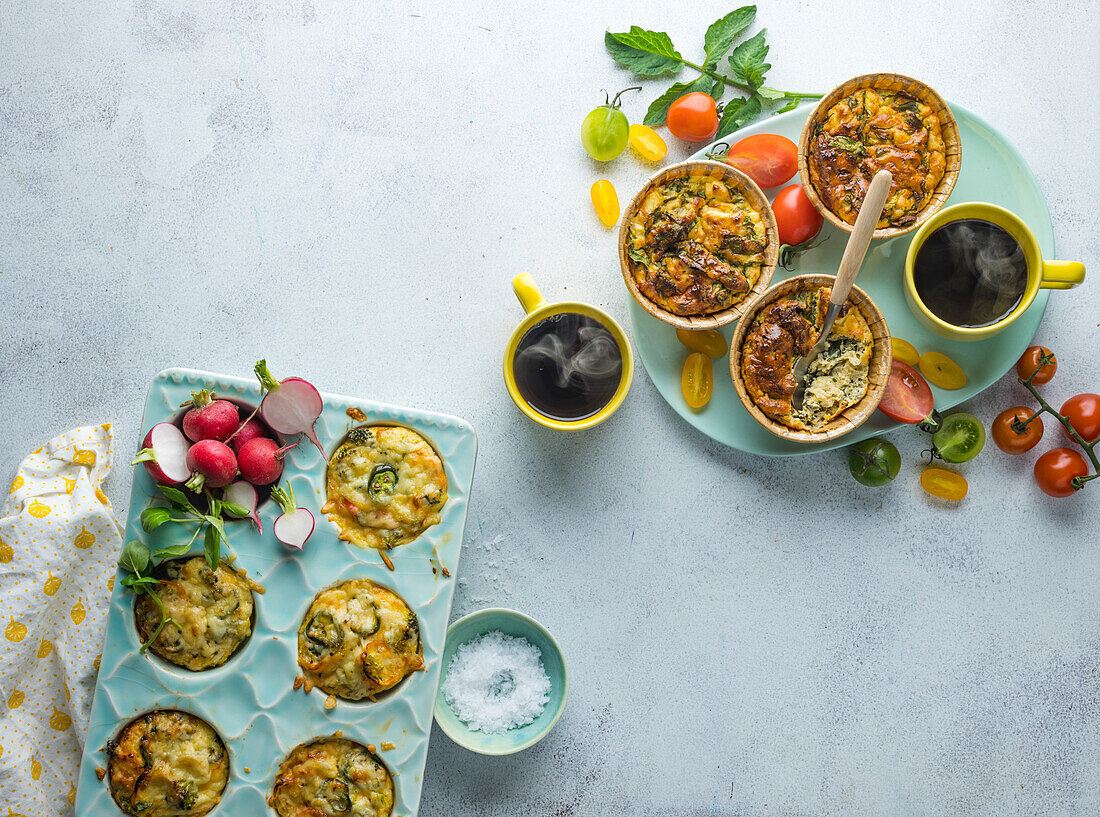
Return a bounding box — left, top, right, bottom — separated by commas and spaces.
891, 338, 920, 366
992, 407, 1044, 454
681, 352, 713, 410
666, 92, 719, 143
1060, 393, 1100, 443
1016, 346, 1057, 385
628, 124, 668, 161
720, 133, 798, 188
676, 328, 728, 358
590, 179, 619, 228
1033, 447, 1089, 497
921, 467, 968, 501
919, 351, 967, 390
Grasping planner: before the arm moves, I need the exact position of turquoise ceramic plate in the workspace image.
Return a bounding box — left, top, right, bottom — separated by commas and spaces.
434, 608, 568, 755
629, 102, 1055, 455
75, 368, 477, 816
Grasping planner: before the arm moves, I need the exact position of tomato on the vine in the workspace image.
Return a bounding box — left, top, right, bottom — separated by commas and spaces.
877, 361, 934, 424
992, 407, 1044, 454
1060, 393, 1100, 443
1034, 447, 1088, 497
1016, 346, 1057, 384
771, 184, 823, 247
666, 92, 719, 143
720, 134, 798, 189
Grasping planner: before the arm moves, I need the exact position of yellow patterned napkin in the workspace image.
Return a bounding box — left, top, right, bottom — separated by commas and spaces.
0, 425, 121, 816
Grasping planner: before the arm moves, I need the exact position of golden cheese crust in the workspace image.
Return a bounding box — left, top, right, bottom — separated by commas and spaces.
627, 174, 767, 316
808, 88, 946, 228
106, 710, 228, 817
134, 557, 254, 670
269, 737, 394, 817
323, 426, 447, 551
742, 285, 872, 430
298, 579, 425, 701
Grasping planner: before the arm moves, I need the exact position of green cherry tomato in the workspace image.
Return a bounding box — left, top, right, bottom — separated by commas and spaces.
581, 88, 637, 161
848, 438, 901, 487
932, 412, 986, 463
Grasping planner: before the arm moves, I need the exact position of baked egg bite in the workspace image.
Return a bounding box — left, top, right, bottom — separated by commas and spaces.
269, 737, 394, 817
106, 710, 228, 817
323, 425, 447, 551
298, 578, 425, 701
134, 556, 255, 671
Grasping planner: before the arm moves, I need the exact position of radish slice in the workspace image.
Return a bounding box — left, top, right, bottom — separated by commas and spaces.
132, 423, 191, 484
255, 360, 326, 457
270, 483, 314, 550
223, 480, 263, 535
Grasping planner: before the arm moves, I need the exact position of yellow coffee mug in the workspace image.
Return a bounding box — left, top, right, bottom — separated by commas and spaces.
904, 202, 1085, 341
504, 273, 633, 431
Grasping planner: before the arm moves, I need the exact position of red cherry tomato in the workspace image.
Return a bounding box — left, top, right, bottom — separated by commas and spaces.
771, 184, 824, 246
666, 93, 719, 143
1060, 393, 1100, 443
721, 134, 799, 189
1033, 447, 1089, 497
877, 361, 934, 424
1015, 346, 1057, 385
992, 407, 1044, 454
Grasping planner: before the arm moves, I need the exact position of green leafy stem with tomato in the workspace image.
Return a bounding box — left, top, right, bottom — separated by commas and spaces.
1012, 351, 1098, 491
606, 6, 822, 138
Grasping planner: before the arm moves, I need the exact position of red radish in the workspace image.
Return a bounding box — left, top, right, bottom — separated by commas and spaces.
228, 416, 272, 452
254, 360, 326, 457
223, 480, 262, 534
237, 437, 296, 485
270, 483, 313, 550
185, 440, 238, 491
182, 390, 240, 442
132, 423, 191, 484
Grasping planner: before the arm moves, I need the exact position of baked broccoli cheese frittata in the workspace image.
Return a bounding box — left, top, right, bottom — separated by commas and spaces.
741, 285, 872, 431
808, 88, 946, 228
298, 579, 425, 701
106, 710, 228, 817
269, 737, 394, 817
134, 557, 255, 671
627, 173, 768, 316
323, 425, 447, 551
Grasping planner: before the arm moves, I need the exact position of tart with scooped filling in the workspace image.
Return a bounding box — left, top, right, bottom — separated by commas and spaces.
298, 578, 425, 701
323, 425, 447, 551
269, 736, 394, 817
626, 173, 768, 316
807, 87, 946, 229
741, 284, 872, 430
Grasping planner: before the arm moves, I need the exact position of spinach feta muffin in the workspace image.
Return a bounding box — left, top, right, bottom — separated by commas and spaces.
106, 710, 229, 817
269, 737, 394, 817
298, 578, 425, 701
323, 425, 447, 551
134, 556, 255, 671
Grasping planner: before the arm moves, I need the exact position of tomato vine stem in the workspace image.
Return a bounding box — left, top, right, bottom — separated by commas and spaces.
679, 58, 822, 103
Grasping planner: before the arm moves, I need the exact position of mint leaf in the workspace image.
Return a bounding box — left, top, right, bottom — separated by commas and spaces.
222, 501, 250, 518
203, 524, 220, 570
716, 94, 763, 139
729, 29, 770, 90
154, 542, 193, 559
140, 507, 172, 533
119, 540, 151, 574
703, 6, 756, 69
158, 485, 194, 510
644, 76, 722, 126
605, 28, 683, 77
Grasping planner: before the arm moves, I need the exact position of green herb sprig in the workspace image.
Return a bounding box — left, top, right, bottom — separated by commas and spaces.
605, 6, 822, 139
118, 540, 179, 652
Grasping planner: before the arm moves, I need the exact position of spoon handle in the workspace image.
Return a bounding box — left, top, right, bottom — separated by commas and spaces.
830, 169, 893, 306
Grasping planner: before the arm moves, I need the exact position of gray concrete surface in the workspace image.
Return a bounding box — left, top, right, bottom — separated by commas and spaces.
2, 1, 1097, 815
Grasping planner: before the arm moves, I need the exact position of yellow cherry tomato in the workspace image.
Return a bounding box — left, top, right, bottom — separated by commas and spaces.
590, 179, 619, 228
676, 327, 728, 358
891, 337, 920, 366
921, 467, 968, 501
681, 352, 713, 410
628, 124, 668, 162
919, 351, 967, 389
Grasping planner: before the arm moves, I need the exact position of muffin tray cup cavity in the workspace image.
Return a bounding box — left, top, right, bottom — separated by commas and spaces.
76, 368, 477, 816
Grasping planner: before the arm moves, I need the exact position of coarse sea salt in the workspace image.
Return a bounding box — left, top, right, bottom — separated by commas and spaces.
441, 630, 551, 734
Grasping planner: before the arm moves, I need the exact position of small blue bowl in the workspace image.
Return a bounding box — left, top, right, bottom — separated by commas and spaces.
434, 608, 568, 754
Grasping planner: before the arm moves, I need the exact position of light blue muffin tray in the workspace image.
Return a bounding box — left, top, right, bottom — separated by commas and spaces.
75, 368, 477, 816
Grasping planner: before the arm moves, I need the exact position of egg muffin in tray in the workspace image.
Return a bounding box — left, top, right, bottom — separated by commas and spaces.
106, 710, 229, 817
133, 556, 255, 671
269, 736, 394, 817
298, 578, 425, 701
323, 425, 447, 551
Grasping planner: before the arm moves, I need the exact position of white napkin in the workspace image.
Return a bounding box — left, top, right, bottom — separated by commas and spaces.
0, 425, 121, 815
